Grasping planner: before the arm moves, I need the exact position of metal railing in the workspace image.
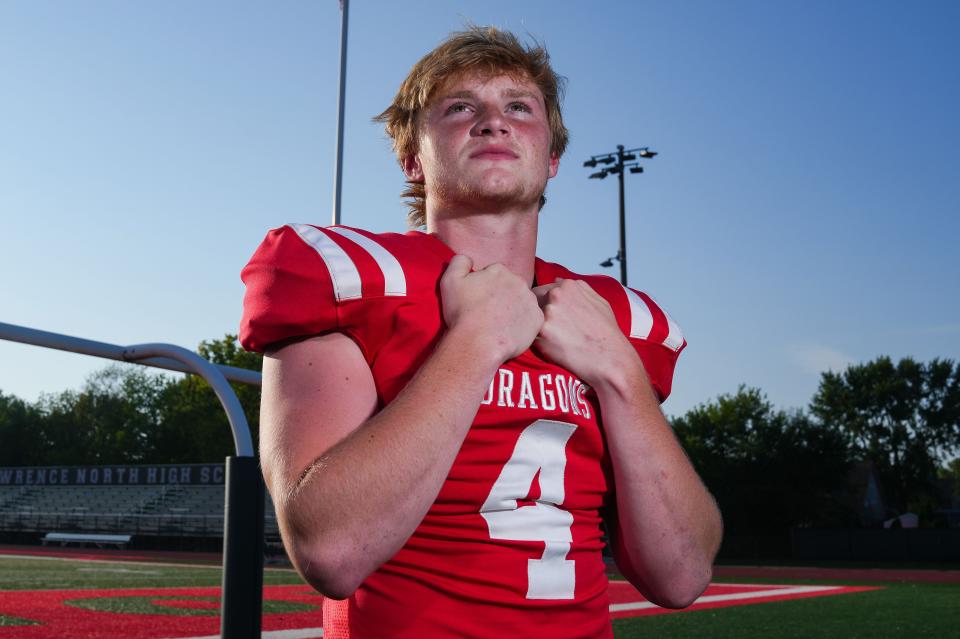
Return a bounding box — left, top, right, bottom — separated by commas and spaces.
0, 321, 265, 639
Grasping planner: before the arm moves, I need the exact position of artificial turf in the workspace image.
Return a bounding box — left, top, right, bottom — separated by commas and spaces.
613, 582, 960, 638
0, 554, 957, 638
0, 555, 303, 591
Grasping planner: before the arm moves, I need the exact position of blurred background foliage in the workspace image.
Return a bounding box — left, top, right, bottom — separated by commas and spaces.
1, 345, 957, 531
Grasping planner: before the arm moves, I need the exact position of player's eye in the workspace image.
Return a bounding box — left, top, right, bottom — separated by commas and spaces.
508, 102, 532, 113
446, 102, 471, 114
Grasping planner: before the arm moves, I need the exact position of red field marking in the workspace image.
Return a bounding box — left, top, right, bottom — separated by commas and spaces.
0, 580, 883, 638
0, 585, 321, 639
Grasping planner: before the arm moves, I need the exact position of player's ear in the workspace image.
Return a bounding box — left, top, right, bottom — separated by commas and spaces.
402, 154, 424, 183
547, 151, 559, 179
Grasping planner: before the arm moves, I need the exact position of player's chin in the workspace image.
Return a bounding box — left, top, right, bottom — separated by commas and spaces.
461, 181, 539, 208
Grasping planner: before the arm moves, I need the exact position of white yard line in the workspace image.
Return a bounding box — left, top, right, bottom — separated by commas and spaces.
609, 584, 843, 612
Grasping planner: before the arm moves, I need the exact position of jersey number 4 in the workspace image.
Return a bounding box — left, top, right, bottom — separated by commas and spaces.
480, 419, 577, 600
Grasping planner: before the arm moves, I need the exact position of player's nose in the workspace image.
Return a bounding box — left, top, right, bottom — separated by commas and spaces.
471, 107, 510, 137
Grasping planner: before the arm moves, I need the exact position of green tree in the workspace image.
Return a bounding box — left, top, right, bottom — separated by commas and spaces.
942, 457, 960, 498
198, 333, 262, 443
0, 334, 262, 467
34, 366, 165, 465
149, 334, 262, 463
810, 356, 960, 515
0, 391, 46, 466
672, 386, 853, 532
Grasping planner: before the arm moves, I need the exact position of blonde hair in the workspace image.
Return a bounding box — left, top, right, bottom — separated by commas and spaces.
374, 26, 569, 228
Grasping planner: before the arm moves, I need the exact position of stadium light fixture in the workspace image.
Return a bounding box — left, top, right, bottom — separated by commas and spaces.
582, 144, 657, 286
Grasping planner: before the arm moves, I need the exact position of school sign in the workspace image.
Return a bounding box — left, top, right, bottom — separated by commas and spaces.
0, 464, 225, 487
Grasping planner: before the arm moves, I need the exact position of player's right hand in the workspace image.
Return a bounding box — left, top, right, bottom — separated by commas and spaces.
440, 254, 543, 363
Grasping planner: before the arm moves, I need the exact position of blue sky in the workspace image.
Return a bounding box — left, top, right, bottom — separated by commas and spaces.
1, 1, 958, 418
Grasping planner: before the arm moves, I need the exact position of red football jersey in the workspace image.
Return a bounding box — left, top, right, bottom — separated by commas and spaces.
240, 224, 686, 639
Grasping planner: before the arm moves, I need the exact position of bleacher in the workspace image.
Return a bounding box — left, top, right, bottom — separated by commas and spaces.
0, 464, 280, 544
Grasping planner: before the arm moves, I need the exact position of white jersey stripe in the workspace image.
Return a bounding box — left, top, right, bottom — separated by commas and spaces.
623, 286, 685, 351
327, 226, 407, 296
662, 307, 685, 351
622, 287, 654, 340
287, 223, 362, 301
644, 292, 684, 351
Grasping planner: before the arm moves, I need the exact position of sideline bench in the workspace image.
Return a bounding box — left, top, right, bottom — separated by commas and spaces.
42, 532, 132, 549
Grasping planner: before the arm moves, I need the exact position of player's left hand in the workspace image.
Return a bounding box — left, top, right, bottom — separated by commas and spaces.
531, 278, 638, 387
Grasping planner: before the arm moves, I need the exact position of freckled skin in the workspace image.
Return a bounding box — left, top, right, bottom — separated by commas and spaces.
404, 74, 559, 213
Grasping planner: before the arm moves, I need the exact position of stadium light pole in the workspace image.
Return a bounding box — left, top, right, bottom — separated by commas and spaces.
332, 0, 349, 225
584, 145, 657, 287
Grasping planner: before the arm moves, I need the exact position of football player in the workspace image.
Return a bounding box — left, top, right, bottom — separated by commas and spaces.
241, 26, 721, 639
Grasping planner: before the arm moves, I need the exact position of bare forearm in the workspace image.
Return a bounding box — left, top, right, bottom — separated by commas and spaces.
280, 329, 500, 595
595, 361, 722, 608
526, 276, 718, 605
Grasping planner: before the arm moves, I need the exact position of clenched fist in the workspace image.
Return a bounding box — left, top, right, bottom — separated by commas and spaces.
440, 255, 543, 364
532, 278, 638, 387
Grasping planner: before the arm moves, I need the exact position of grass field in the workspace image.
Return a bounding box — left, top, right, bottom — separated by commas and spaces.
613, 579, 959, 638
0, 556, 302, 591
0, 551, 956, 637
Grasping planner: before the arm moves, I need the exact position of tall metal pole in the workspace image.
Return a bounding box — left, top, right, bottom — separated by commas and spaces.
584, 145, 655, 285
616, 144, 627, 286
332, 0, 349, 225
